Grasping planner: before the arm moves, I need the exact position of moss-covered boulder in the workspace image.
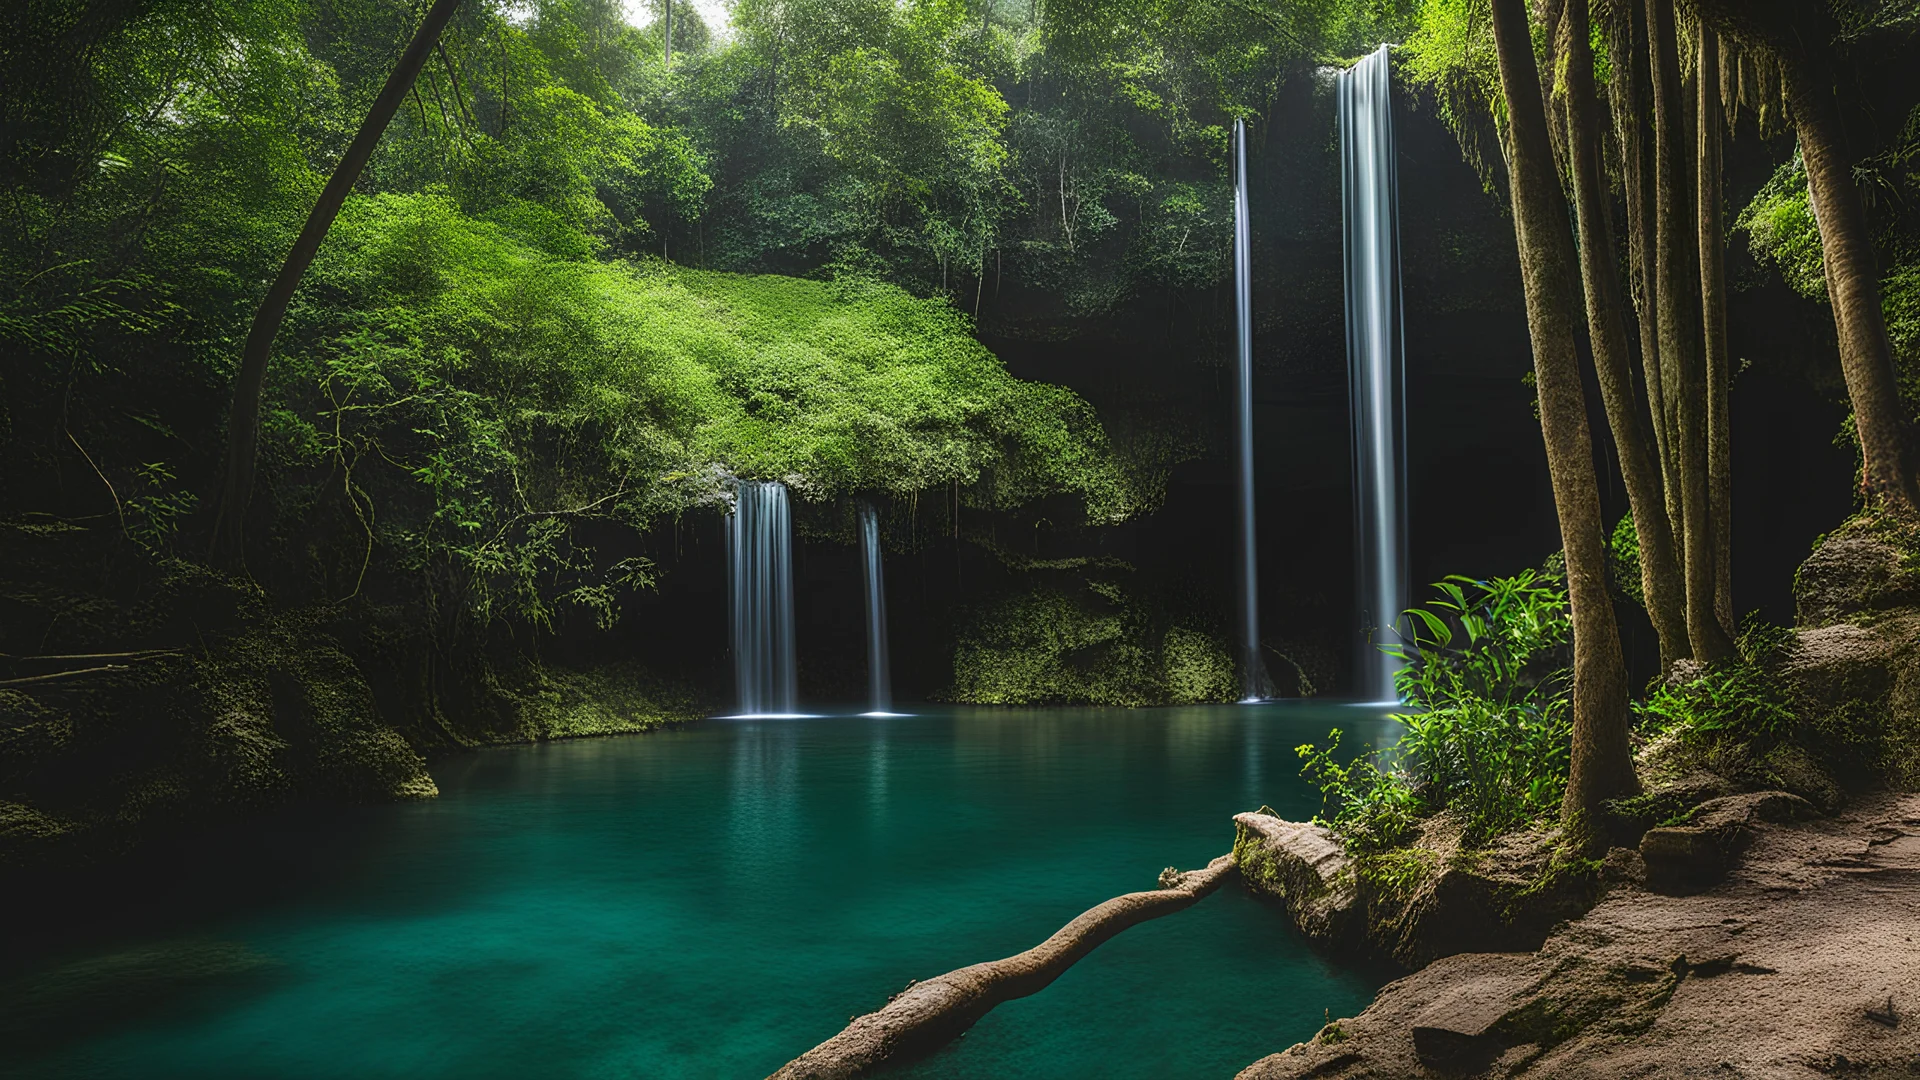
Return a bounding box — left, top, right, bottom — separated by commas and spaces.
1778, 516, 1920, 792
1233, 810, 1597, 970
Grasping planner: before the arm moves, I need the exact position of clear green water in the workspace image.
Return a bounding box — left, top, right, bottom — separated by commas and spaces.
3, 704, 1392, 1080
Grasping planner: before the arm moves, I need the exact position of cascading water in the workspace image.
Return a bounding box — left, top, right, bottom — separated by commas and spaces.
728, 480, 798, 716
1338, 45, 1410, 704
1232, 118, 1275, 703
857, 502, 894, 716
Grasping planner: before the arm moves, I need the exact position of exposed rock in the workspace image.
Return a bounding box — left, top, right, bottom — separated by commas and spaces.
1639, 790, 1815, 891
1785, 620, 1904, 704
1232, 812, 1596, 969
1407, 957, 1537, 1070
1794, 526, 1920, 628
1231, 814, 1360, 948
1235, 792, 1920, 1079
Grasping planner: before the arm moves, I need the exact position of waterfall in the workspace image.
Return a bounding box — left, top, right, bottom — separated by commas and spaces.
1338, 45, 1410, 704
728, 480, 798, 716
1232, 118, 1275, 703
857, 502, 894, 715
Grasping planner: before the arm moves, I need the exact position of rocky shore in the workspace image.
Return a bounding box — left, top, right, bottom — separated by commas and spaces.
1227, 520, 1920, 1077
1234, 790, 1919, 1077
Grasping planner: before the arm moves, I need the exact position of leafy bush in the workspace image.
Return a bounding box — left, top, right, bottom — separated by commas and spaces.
263, 192, 1137, 628
1735, 154, 1827, 301
1296, 728, 1422, 853
1636, 622, 1798, 748
1299, 570, 1574, 849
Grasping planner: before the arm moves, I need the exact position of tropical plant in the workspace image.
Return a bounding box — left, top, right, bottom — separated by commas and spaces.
1300, 570, 1575, 849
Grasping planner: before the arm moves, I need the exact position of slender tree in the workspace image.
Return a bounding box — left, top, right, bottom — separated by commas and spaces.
1785, 58, 1917, 511
1693, 0, 1920, 513
1698, 26, 1735, 638
1605, 0, 1684, 569
1648, 0, 1733, 662
211, 0, 466, 566
1489, 0, 1639, 833
1560, 0, 1689, 669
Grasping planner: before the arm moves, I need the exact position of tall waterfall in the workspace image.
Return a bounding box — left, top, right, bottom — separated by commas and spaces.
1232, 118, 1275, 703
857, 503, 893, 715
728, 480, 798, 716
1338, 45, 1410, 704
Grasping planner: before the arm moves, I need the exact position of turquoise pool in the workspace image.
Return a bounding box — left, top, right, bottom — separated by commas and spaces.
2, 704, 1391, 1079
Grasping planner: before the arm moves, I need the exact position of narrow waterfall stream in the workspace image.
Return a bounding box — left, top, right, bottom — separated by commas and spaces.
728, 480, 799, 716
1231, 118, 1275, 703
857, 502, 894, 715
1338, 46, 1409, 704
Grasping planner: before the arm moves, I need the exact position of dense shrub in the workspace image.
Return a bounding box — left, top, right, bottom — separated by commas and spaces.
1299, 570, 1573, 850
262, 192, 1136, 629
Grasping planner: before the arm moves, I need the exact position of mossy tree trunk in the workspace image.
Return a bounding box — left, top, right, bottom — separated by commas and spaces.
1648, 0, 1734, 663
211, 0, 466, 567
1489, 0, 1640, 835
1562, 0, 1689, 670
1786, 57, 1918, 512
1607, 0, 1682, 561
1697, 26, 1736, 639
1693, 0, 1920, 514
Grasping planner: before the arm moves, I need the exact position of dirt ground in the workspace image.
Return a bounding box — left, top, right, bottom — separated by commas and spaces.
1236, 792, 1920, 1079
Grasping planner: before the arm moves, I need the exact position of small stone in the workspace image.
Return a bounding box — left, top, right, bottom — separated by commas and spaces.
1867, 995, 1898, 1028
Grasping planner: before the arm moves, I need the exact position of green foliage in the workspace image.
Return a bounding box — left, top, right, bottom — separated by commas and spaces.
1387, 570, 1571, 710
1401, 0, 1504, 192
1636, 623, 1799, 748
1736, 155, 1828, 302
949, 569, 1234, 705
1609, 513, 1642, 604
1296, 728, 1423, 853
265, 191, 1131, 627
1299, 570, 1574, 850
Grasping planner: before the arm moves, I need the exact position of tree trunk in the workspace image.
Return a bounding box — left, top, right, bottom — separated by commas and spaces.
1648, 0, 1733, 662
1565, 0, 1689, 669
1783, 56, 1920, 512
1698, 26, 1736, 639
210, 0, 465, 566
1489, 0, 1639, 833
1609, 0, 1681, 556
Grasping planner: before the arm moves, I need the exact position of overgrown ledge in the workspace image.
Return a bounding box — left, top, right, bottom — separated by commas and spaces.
1230, 520, 1920, 1075
1235, 790, 1918, 1077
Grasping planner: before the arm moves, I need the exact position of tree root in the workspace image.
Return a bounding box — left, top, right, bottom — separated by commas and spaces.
767, 853, 1238, 1080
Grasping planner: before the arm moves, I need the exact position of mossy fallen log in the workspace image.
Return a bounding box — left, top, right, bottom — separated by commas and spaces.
767, 853, 1237, 1080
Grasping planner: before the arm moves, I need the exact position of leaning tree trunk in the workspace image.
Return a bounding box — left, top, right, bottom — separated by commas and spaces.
1783, 55, 1920, 513
1489, 0, 1639, 833
1564, 0, 1689, 669
210, 0, 465, 566
1698, 26, 1736, 640
1648, 0, 1734, 663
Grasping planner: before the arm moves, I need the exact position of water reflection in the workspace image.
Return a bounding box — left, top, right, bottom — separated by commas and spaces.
727, 720, 802, 884
7, 703, 1394, 1080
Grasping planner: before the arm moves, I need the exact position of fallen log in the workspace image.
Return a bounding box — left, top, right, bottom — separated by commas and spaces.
768, 853, 1238, 1080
